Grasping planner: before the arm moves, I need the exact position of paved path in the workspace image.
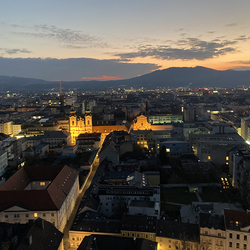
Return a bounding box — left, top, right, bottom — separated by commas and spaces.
62, 154, 100, 250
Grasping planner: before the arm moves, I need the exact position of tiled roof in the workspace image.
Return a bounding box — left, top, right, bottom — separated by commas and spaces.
224, 209, 250, 230
0, 165, 78, 211
70, 211, 121, 233
78, 235, 157, 250
121, 215, 157, 233
15, 218, 63, 250
156, 220, 200, 243
199, 213, 225, 230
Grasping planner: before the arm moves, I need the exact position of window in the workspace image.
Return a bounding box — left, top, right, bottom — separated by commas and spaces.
34, 213, 38, 217
229, 242, 232, 247
230, 233, 232, 238
236, 243, 239, 248
40, 182, 45, 186
218, 233, 221, 237
244, 235, 247, 241
205, 231, 208, 234
51, 213, 54, 217
43, 213, 46, 217
244, 244, 247, 250
5, 215, 8, 218
14, 214, 19, 218
208, 156, 211, 160
26, 214, 29, 218
237, 234, 240, 240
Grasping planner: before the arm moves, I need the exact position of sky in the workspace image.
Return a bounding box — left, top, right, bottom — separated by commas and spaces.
0, 0, 250, 81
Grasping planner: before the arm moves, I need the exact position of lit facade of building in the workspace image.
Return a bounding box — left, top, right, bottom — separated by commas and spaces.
69, 105, 93, 144
0, 165, 79, 232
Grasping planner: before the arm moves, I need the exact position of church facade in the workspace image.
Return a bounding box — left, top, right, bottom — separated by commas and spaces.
69, 108, 172, 146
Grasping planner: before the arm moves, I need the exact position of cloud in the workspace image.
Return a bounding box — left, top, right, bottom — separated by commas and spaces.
230, 60, 250, 65
225, 23, 238, 27
12, 24, 105, 48
0, 57, 160, 81
82, 75, 123, 80
234, 35, 249, 41
0, 48, 31, 55
231, 67, 250, 71
115, 37, 238, 61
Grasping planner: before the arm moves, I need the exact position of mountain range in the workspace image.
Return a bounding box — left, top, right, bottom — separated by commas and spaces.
1, 66, 250, 92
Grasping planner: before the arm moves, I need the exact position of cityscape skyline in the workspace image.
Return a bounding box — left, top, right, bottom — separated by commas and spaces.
1, 0, 250, 81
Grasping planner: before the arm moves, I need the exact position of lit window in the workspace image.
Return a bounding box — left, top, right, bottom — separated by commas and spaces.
226, 156, 229, 161
40, 182, 45, 186
208, 156, 211, 160
166, 148, 170, 152
34, 213, 38, 217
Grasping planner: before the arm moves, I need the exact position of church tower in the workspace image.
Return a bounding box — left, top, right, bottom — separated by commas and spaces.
69, 105, 77, 144
85, 102, 93, 133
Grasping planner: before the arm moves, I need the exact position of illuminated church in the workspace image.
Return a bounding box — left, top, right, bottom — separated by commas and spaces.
69, 104, 93, 144
69, 104, 130, 145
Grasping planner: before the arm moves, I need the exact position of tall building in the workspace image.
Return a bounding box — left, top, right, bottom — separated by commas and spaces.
241, 117, 250, 141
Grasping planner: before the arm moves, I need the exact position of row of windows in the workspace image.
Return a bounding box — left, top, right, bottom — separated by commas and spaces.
229, 242, 247, 249
122, 232, 154, 239
5, 213, 54, 218
204, 231, 222, 237
229, 233, 247, 240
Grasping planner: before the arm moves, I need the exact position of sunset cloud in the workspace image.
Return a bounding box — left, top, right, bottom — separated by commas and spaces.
115, 36, 248, 61
0, 48, 31, 55
82, 75, 123, 80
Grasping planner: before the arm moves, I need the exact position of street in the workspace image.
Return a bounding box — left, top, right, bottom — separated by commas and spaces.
62, 155, 99, 249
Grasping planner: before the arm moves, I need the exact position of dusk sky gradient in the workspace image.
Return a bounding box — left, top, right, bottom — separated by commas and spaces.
1, 0, 250, 81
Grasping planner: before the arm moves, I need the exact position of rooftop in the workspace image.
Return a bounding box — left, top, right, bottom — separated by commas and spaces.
0, 165, 78, 211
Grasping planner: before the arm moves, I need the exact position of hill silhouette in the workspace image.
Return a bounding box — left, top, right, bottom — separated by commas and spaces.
1, 66, 250, 91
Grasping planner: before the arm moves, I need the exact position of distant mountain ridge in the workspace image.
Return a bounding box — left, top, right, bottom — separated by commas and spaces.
1, 66, 250, 91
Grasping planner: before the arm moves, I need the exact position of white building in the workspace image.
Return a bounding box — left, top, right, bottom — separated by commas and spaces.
199, 213, 226, 250
98, 185, 160, 217
0, 149, 7, 176
0, 165, 79, 232
224, 209, 250, 250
